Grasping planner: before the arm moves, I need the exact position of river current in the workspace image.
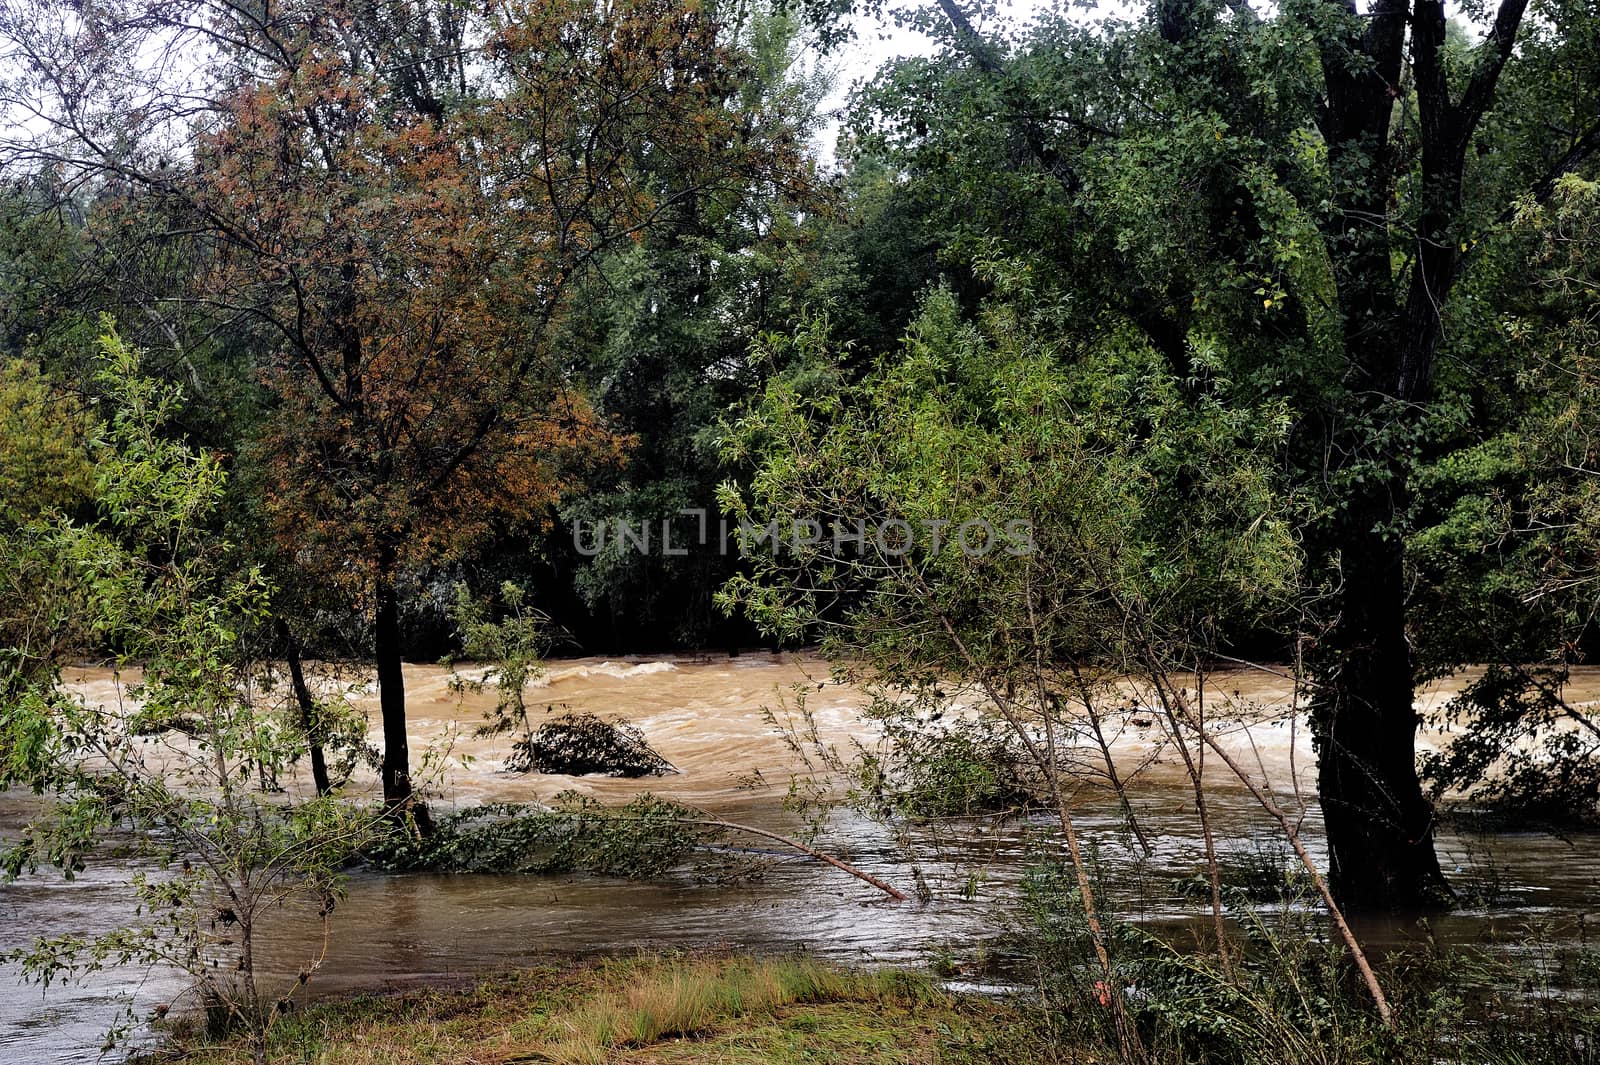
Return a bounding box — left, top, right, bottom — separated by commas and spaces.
2, 653, 1596, 1061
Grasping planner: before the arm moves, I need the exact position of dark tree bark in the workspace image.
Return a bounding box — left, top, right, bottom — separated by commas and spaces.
373, 556, 414, 817
1306, 0, 1531, 909
1311, 516, 1453, 907
278, 620, 332, 796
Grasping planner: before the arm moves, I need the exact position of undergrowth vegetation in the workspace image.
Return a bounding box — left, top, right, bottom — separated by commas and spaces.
160, 954, 1043, 1065
368, 795, 707, 877
1002, 858, 1600, 1065
158, 933, 1600, 1065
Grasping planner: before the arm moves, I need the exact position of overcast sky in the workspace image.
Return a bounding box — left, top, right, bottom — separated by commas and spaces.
813, 0, 1091, 161
809, 0, 1488, 164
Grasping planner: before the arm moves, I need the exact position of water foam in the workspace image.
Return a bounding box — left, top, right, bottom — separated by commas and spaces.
530, 660, 680, 687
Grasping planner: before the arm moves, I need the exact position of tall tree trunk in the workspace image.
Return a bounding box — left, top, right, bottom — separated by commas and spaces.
1307, 0, 1541, 908
1309, 211, 1456, 907
373, 560, 414, 816
279, 620, 332, 796
1308, 0, 1439, 911
1312, 500, 1452, 909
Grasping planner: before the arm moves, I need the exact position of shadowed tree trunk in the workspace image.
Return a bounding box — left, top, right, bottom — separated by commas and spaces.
1312, 515, 1452, 907
1304, 0, 1539, 909
372, 556, 416, 820
278, 620, 331, 796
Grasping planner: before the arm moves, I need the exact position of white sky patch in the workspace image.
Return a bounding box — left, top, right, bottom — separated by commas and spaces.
808, 0, 1491, 167
810, 0, 1153, 165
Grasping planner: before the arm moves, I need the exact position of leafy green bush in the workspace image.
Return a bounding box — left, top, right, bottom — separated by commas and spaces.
855, 710, 1037, 820
370, 793, 706, 877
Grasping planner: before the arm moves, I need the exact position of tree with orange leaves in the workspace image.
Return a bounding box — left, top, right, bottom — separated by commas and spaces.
0, 0, 809, 817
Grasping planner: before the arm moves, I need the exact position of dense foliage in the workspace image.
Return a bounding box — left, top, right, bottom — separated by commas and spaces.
0, 327, 384, 1064
1, 0, 1598, 1053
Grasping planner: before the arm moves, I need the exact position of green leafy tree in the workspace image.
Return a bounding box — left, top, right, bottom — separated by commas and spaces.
0, 326, 381, 1065
821, 0, 1600, 908
1415, 177, 1600, 820
720, 264, 1302, 1012
0, 356, 93, 529
0, 355, 95, 698
547, 8, 827, 649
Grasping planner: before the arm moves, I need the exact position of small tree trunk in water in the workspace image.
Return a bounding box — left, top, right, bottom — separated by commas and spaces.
1312, 503, 1451, 910
279, 620, 331, 796
373, 569, 416, 821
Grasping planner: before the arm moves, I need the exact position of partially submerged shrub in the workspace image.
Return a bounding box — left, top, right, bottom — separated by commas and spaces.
519, 711, 676, 778
1422, 664, 1600, 826
371, 793, 705, 877
0, 328, 384, 1064
442, 582, 675, 778
857, 715, 1037, 820
1174, 839, 1305, 904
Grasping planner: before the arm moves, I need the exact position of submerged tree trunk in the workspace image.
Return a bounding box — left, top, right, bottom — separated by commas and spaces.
279, 620, 332, 796
1306, 0, 1523, 911
1311, 511, 1451, 909
373, 563, 415, 819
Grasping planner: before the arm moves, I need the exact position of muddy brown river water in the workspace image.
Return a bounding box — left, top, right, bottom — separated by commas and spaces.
2, 652, 1597, 1061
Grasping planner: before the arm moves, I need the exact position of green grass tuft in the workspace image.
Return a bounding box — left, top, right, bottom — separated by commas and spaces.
158, 953, 1042, 1065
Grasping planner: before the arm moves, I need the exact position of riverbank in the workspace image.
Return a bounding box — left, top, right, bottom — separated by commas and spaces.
155, 953, 1051, 1065
9, 653, 1599, 1062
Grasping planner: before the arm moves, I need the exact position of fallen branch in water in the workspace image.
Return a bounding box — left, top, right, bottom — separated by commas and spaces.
685, 818, 907, 901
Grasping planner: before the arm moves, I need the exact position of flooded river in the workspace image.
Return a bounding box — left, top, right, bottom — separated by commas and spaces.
3, 653, 1597, 1061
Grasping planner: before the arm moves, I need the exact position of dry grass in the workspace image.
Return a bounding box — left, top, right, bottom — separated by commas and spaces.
536, 956, 939, 1064
160, 952, 1044, 1065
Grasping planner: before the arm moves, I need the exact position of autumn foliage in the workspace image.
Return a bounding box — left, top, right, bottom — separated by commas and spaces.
58, 0, 814, 809
191, 0, 792, 579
